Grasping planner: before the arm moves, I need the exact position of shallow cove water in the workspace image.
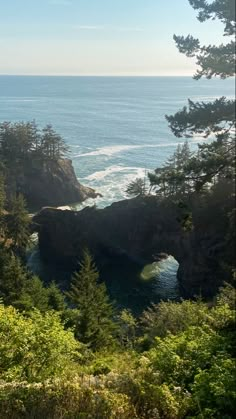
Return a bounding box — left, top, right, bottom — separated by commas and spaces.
3, 76, 233, 310
27, 245, 179, 314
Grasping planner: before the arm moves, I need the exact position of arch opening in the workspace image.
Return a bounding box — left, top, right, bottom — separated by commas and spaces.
140, 254, 180, 300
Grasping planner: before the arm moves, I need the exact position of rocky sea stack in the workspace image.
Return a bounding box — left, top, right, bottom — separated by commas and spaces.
13, 157, 98, 210
0, 121, 98, 210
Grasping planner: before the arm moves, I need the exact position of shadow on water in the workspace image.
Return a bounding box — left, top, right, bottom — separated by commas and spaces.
101, 255, 180, 315
27, 242, 180, 315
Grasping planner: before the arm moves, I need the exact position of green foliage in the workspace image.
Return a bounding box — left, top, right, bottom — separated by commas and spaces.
192, 356, 236, 418
148, 326, 227, 387
148, 0, 235, 199
47, 280, 66, 311
0, 250, 65, 313
0, 2, 235, 416
0, 285, 235, 418
0, 121, 69, 206
189, 0, 235, 36
118, 309, 137, 347
148, 141, 195, 196
0, 381, 136, 419
140, 299, 209, 340
125, 177, 147, 197
41, 124, 69, 160
174, 0, 235, 78
166, 97, 235, 138
0, 171, 5, 216
0, 251, 29, 308
0, 305, 79, 382
215, 282, 236, 310
66, 250, 116, 350
4, 194, 31, 253
0, 121, 68, 164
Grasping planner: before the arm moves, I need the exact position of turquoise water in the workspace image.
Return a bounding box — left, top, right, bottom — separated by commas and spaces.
0, 76, 234, 207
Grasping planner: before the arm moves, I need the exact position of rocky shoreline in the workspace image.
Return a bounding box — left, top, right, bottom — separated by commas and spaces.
9, 158, 99, 210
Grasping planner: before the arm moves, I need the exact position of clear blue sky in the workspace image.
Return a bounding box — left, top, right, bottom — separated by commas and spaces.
0, 0, 226, 76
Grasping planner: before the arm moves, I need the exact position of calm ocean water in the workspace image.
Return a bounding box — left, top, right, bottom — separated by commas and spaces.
0, 76, 234, 208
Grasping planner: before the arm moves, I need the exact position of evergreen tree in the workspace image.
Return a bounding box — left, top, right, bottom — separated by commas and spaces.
41, 124, 68, 160
0, 252, 28, 307
5, 194, 31, 253
149, 1, 235, 196
66, 250, 116, 350
47, 281, 66, 311
125, 177, 147, 198
174, 0, 235, 79
0, 172, 5, 213
148, 141, 193, 196
0, 171, 6, 238
165, 0, 235, 191
0, 251, 50, 312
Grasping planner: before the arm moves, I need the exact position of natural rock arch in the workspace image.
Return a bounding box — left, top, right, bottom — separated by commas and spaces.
33, 194, 232, 298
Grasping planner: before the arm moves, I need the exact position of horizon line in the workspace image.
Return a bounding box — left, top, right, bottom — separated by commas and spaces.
0, 74, 194, 78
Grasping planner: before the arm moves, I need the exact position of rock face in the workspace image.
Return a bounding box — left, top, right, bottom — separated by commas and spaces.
33, 186, 234, 298
13, 158, 98, 210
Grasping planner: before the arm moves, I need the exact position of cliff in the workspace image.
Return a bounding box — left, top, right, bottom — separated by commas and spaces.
33, 181, 234, 298
7, 158, 98, 210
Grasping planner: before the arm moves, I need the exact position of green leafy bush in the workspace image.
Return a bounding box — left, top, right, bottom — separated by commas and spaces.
0, 305, 80, 382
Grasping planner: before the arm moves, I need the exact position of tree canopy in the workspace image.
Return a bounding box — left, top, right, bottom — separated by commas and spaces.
66, 250, 116, 349
147, 0, 235, 197
0, 121, 68, 164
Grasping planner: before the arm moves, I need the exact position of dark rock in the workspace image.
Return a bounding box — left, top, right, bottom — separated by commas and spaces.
153, 252, 169, 262
10, 158, 98, 210
32, 181, 234, 299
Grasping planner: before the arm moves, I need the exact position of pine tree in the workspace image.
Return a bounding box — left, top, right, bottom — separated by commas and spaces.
0, 172, 5, 213
165, 0, 235, 190
5, 194, 31, 253
125, 177, 147, 198
66, 250, 116, 350
148, 141, 193, 197
149, 1, 235, 196
47, 281, 66, 311
0, 250, 50, 312
0, 252, 28, 307
41, 124, 68, 160
0, 171, 6, 238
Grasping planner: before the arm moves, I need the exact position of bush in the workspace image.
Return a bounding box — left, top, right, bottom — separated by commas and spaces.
140, 299, 210, 340
192, 356, 236, 418
0, 381, 136, 419
0, 305, 80, 382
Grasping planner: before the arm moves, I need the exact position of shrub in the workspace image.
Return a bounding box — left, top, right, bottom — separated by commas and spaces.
0, 305, 80, 382
0, 381, 136, 419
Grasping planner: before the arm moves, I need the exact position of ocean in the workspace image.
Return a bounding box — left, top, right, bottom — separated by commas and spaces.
0, 75, 234, 208
1, 75, 234, 309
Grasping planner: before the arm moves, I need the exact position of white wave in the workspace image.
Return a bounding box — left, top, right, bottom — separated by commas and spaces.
85, 165, 145, 181
74, 144, 140, 157
73, 142, 196, 158
77, 166, 147, 209
57, 205, 72, 210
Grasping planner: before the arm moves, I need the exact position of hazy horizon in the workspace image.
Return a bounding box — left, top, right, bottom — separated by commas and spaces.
0, 0, 227, 76
0, 74, 198, 77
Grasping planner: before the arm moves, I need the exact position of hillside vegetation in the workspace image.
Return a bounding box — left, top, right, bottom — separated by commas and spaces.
0, 0, 235, 417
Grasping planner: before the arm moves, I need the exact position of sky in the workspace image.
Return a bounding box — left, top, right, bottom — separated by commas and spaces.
0, 0, 227, 76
